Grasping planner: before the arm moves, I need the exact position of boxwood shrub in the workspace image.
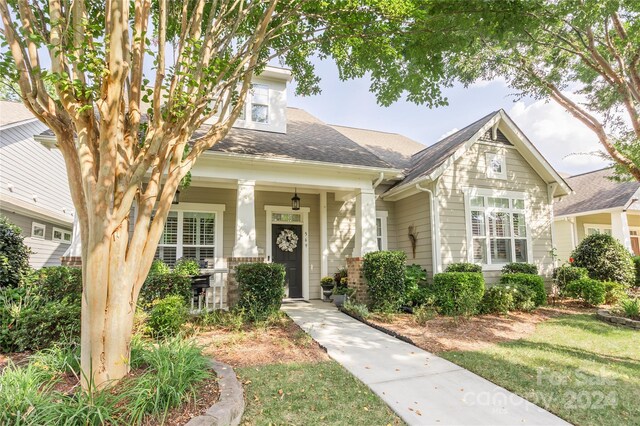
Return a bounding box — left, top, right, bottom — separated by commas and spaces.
432, 272, 485, 316
25, 266, 83, 302
501, 262, 537, 275
147, 295, 189, 338
139, 273, 192, 308
571, 233, 634, 286
553, 265, 589, 296
480, 286, 514, 314
566, 278, 606, 306
0, 216, 31, 288
445, 262, 482, 273
500, 273, 546, 306
235, 262, 286, 321
362, 251, 407, 313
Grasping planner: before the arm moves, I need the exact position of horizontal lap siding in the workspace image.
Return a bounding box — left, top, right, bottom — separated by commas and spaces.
438, 142, 554, 283
327, 192, 355, 278
552, 220, 575, 263
392, 192, 432, 278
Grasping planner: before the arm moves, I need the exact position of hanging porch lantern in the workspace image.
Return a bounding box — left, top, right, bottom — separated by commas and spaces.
291, 188, 300, 211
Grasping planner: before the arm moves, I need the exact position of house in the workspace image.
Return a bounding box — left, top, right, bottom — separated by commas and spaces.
0, 101, 75, 268
27, 67, 570, 303
552, 168, 640, 263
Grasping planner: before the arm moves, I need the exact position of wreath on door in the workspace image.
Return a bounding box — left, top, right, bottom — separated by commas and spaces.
276, 229, 299, 252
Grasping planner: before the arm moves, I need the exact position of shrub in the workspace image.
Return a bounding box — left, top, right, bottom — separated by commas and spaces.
0, 216, 31, 288
603, 281, 627, 305
553, 265, 589, 296
342, 300, 370, 320
618, 297, 639, 319
500, 273, 547, 306
25, 266, 83, 302
404, 286, 434, 308
509, 284, 537, 312
633, 256, 640, 286
445, 262, 482, 273
413, 305, 437, 325
235, 263, 286, 322
480, 286, 514, 314
404, 264, 430, 307
333, 267, 348, 285
139, 273, 192, 308
173, 258, 201, 276
566, 278, 606, 306
362, 251, 407, 313
147, 296, 189, 338
571, 233, 635, 286
431, 272, 485, 316
0, 361, 58, 425
149, 259, 171, 276
502, 262, 537, 275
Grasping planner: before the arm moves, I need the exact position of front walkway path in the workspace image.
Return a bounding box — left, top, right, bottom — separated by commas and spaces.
282, 301, 569, 426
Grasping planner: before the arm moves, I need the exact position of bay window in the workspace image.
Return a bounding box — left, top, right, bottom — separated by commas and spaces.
467, 190, 531, 266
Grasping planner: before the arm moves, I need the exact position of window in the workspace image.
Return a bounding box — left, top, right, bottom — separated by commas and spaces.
272, 213, 302, 223
467, 191, 530, 266
376, 211, 388, 251
52, 227, 72, 243
250, 84, 269, 123
31, 222, 45, 239
584, 225, 612, 236
154, 205, 224, 268
486, 153, 507, 179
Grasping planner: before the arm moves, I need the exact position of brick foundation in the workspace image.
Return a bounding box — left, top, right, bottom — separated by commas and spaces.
61, 256, 82, 267
347, 257, 369, 304
226, 257, 265, 307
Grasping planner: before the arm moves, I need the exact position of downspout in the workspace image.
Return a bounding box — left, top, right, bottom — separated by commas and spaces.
373, 172, 384, 200
416, 181, 440, 276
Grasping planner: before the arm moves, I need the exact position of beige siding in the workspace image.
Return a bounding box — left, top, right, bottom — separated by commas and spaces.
391, 192, 432, 278
326, 192, 355, 277
437, 142, 554, 283
376, 184, 396, 249
1, 209, 71, 268
552, 219, 575, 263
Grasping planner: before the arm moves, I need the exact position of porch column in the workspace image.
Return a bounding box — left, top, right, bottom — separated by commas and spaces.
611, 211, 632, 251
232, 180, 259, 257
61, 215, 82, 267
354, 188, 378, 256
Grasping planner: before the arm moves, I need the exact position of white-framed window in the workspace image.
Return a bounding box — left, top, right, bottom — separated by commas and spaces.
31, 222, 46, 239
376, 211, 388, 251
52, 227, 72, 243
154, 203, 225, 268
486, 153, 507, 179
465, 189, 531, 268
584, 224, 612, 236
250, 84, 269, 123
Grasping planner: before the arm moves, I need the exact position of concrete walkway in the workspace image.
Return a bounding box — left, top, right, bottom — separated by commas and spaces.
282, 301, 570, 426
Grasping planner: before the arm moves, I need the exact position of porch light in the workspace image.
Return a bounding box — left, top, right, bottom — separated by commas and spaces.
172, 189, 181, 205
291, 189, 300, 211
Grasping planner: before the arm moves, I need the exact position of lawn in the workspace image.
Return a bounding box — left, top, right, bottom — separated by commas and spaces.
439, 314, 640, 426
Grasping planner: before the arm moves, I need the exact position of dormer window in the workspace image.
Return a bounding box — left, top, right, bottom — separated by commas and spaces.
251, 84, 269, 123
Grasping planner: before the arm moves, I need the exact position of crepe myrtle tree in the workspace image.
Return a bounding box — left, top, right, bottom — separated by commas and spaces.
0, 0, 436, 390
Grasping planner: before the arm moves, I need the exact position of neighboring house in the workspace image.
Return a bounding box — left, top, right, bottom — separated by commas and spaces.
29, 67, 570, 302
0, 100, 75, 268
553, 168, 640, 262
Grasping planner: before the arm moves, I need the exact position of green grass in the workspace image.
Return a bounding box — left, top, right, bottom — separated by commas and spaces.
238, 361, 403, 425
439, 314, 640, 426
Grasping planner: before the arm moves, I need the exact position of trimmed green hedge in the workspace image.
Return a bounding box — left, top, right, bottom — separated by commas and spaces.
501, 262, 537, 275
0, 216, 31, 288
140, 273, 192, 308
571, 233, 634, 286
480, 286, 513, 314
445, 262, 482, 273
553, 265, 589, 296
363, 251, 407, 313
148, 295, 189, 338
432, 272, 485, 316
25, 266, 82, 302
499, 273, 546, 306
566, 278, 605, 306
236, 263, 286, 321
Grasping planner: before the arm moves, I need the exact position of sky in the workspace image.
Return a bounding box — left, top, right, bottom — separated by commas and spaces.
287, 58, 610, 176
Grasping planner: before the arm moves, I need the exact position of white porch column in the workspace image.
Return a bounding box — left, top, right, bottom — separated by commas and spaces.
320, 191, 328, 281
233, 180, 259, 257
354, 188, 378, 256
611, 211, 632, 251
63, 214, 82, 257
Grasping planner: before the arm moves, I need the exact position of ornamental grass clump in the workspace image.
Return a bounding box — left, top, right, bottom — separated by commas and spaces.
362, 251, 407, 313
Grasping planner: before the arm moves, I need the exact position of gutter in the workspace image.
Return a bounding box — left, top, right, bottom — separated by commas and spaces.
373, 172, 384, 200
415, 181, 441, 275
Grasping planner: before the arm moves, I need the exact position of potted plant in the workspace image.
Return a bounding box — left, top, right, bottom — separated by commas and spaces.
331, 278, 355, 307
321, 276, 335, 302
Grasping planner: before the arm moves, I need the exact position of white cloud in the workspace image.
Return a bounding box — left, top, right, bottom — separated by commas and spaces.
439, 127, 459, 139
508, 100, 609, 175
469, 76, 507, 89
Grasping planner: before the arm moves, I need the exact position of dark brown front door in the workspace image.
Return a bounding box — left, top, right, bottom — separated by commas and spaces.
272, 224, 303, 298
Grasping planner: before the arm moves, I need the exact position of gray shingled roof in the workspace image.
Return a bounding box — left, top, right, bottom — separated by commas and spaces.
329, 125, 426, 169
554, 168, 640, 216
399, 111, 499, 185
198, 108, 394, 169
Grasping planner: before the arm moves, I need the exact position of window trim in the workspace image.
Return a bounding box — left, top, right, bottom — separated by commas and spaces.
156, 203, 226, 269
31, 222, 46, 239
486, 152, 507, 180
250, 83, 269, 124
583, 224, 612, 236
52, 226, 72, 243
376, 211, 388, 251
464, 188, 532, 271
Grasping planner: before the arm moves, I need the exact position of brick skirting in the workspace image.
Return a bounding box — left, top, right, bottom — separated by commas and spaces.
61, 256, 82, 267
347, 257, 369, 304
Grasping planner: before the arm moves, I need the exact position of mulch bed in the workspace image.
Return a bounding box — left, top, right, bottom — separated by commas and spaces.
366, 300, 595, 353
195, 317, 329, 368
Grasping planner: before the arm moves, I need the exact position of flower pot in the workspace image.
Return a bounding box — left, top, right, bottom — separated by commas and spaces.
332, 294, 348, 308
321, 283, 334, 302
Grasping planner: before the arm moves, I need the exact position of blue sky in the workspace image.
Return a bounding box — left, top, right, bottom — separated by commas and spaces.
287, 58, 609, 176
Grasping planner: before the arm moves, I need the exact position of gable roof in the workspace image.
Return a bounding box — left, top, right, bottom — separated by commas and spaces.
554, 168, 640, 217
196, 108, 395, 169
329, 125, 426, 169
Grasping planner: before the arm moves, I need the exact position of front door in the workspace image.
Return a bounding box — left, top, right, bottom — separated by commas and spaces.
272, 224, 303, 298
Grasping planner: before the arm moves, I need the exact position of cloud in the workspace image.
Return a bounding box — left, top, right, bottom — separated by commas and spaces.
439, 128, 459, 139
469, 76, 507, 89
508, 99, 610, 175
